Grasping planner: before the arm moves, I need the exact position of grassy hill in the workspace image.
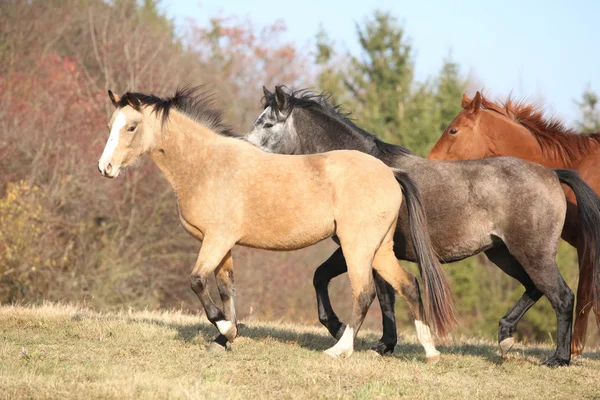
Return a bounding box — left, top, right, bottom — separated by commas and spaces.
0, 304, 598, 399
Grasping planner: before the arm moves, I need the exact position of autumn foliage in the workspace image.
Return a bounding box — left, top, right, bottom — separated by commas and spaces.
0, 0, 353, 328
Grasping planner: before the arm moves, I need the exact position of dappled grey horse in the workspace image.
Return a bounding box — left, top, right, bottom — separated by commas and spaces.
245, 86, 600, 366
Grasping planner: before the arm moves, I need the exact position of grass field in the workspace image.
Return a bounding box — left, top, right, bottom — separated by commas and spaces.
0, 304, 598, 399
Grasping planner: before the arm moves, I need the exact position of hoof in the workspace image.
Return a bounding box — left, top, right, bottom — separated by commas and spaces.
571, 353, 582, 361
499, 337, 514, 357
426, 352, 441, 364
215, 320, 237, 342
369, 342, 395, 356
324, 346, 353, 358
541, 356, 570, 367
206, 341, 227, 353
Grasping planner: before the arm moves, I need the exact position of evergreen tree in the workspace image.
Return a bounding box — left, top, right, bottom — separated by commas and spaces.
575, 86, 600, 133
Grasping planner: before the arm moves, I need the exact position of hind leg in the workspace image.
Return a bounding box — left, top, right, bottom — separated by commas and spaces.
323, 248, 376, 358
485, 247, 543, 356
509, 250, 574, 366
371, 237, 440, 363
313, 248, 398, 354
572, 243, 593, 358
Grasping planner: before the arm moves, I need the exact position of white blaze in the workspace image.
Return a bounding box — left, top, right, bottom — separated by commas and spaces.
99, 111, 126, 171
414, 320, 440, 359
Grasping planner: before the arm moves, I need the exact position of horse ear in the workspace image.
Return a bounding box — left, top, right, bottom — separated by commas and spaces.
467, 91, 482, 115
461, 93, 471, 109
127, 95, 141, 111
108, 90, 120, 107
263, 86, 273, 99
274, 85, 288, 112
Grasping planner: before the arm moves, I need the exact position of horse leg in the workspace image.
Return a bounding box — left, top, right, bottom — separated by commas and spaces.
323, 250, 376, 358
510, 250, 574, 366
313, 248, 348, 340
371, 242, 440, 363
572, 243, 593, 358
210, 251, 237, 350
372, 271, 398, 355
314, 247, 398, 355
190, 238, 237, 342
485, 247, 543, 356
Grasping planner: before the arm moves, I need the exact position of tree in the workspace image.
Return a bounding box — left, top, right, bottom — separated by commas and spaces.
575, 86, 600, 133
315, 11, 419, 144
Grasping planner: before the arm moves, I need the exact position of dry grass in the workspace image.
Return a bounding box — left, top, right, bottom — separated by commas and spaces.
0, 303, 598, 399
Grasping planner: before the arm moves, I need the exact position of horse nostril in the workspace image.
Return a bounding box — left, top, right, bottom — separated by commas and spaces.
106, 163, 112, 173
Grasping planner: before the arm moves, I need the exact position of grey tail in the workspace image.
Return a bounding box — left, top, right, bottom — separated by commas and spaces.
553, 168, 600, 323
393, 169, 457, 337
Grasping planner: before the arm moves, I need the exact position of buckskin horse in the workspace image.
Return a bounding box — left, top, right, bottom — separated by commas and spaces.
245, 86, 600, 366
429, 91, 600, 358
96, 87, 454, 359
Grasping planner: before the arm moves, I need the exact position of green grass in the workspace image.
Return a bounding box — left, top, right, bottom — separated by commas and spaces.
0, 304, 598, 399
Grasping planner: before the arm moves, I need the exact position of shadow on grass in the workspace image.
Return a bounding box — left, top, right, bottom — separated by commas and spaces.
70, 312, 600, 365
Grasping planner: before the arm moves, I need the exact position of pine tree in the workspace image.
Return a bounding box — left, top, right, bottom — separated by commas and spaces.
575, 86, 600, 133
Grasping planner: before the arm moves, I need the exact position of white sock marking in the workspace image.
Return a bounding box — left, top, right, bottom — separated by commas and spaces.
216, 320, 233, 336
414, 320, 440, 358
324, 326, 354, 358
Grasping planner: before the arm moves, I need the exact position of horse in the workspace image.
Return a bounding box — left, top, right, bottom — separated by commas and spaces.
245, 85, 600, 366
429, 91, 600, 357
96, 86, 455, 359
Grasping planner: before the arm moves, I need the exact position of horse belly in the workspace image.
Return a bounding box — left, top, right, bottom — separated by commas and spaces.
239, 205, 336, 251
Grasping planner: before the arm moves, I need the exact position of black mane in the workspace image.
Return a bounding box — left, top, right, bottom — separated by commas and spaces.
264, 87, 413, 156
118, 86, 237, 137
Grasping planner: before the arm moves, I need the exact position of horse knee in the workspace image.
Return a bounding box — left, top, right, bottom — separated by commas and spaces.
190, 272, 206, 294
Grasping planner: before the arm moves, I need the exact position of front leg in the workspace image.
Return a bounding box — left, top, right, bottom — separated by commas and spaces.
210, 252, 237, 349
313, 248, 348, 339
190, 237, 236, 343
372, 271, 397, 355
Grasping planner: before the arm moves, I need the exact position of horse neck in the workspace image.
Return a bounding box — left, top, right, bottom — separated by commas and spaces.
298, 108, 402, 162
483, 112, 573, 169
149, 111, 223, 194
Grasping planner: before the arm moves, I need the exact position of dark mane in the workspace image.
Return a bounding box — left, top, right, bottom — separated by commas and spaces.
479, 94, 600, 162
264, 87, 412, 156
118, 86, 237, 137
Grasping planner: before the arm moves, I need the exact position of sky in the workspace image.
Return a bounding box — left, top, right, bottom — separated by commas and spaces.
163, 0, 599, 125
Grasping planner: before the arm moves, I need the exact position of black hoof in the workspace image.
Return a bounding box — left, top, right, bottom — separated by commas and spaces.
325, 321, 346, 340
206, 334, 229, 352
370, 341, 395, 356
541, 356, 570, 367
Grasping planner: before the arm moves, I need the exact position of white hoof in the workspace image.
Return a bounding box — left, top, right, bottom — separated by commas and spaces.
499, 337, 514, 357
324, 326, 354, 358
324, 346, 354, 358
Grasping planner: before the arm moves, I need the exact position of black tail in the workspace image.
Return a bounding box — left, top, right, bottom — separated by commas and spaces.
393, 169, 457, 337
553, 169, 600, 320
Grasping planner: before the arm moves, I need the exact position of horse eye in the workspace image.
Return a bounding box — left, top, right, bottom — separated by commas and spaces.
264, 123, 274, 129
449, 128, 458, 135
127, 125, 136, 132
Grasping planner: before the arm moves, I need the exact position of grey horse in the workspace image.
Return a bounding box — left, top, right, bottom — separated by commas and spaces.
244, 86, 600, 366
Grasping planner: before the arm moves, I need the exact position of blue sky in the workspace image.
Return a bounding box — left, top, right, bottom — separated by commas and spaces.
163, 0, 599, 125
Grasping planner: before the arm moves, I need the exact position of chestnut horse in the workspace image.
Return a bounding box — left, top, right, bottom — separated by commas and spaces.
429, 91, 600, 357
97, 87, 455, 358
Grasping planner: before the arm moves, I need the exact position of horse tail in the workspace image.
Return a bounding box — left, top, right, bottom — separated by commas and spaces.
553, 169, 600, 319
393, 169, 457, 337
